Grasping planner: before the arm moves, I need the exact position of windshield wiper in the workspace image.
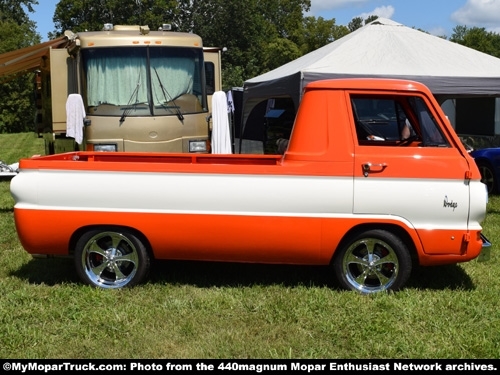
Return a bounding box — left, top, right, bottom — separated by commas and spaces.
153, 67, 184, 122
120, 72, 142, 124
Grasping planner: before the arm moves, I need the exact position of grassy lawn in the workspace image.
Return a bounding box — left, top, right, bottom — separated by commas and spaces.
0, 133, 499, 359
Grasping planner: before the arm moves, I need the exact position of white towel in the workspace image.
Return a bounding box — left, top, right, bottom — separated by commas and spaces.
211, 91, 232, 154
66, 94, 86, 144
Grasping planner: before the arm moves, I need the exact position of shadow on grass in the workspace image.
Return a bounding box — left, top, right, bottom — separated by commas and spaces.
150, 260, 334, 289
406, 264, 475, 291
12, 257, 80, 286
12, 256, 475, 291
0, 175, 15, 182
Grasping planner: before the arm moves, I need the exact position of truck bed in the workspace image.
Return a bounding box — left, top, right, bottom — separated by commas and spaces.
19, 151, 284, 172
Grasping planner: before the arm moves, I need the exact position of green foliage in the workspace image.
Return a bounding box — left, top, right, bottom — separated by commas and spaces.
365, 15, 379, 24
0, 2, 40, 134
0, 0, 38, 25
301, 16, 338, 54
348, 15, 379, 32
451, 25, 500, 58
0, 76, 36, 133
53, 0, 182, 36
51, 0, 313, 91
348, 16, 363, 32
261, 38, 302, 72
222, 65, 246, 90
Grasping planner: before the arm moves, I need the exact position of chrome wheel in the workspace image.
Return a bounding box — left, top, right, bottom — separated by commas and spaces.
75, 229, 150, 289
333, 230, 411, 293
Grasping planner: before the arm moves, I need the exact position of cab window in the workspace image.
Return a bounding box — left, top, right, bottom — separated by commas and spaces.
351, 95, 449, 147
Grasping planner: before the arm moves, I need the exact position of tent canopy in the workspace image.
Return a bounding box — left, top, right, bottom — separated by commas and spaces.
0, 37, 67, 82
241, 18, 500, 133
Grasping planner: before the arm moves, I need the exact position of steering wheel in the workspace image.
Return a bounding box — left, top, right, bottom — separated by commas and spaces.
398, 135, 419, 146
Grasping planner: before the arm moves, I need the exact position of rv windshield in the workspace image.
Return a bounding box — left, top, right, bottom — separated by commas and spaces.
82, 46, 206, 117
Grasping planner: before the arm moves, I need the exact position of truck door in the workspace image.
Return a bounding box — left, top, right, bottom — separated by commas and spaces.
349, 92, 471, 255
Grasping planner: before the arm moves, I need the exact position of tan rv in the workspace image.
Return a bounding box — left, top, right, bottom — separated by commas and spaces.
40, 24, 222, 154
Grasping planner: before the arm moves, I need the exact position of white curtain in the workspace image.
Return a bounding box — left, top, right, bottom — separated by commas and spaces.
86, 54, 194, 107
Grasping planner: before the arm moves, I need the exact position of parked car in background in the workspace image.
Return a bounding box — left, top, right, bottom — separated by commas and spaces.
470, 147, 500, 195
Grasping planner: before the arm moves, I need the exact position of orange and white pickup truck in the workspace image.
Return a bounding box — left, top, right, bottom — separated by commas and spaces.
10, 79, 491, 293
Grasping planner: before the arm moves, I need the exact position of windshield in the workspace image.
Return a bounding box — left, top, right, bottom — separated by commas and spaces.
82, 46, 206, 117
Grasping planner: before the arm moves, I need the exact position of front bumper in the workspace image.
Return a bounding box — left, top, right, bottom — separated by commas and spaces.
477, 233, 492, 262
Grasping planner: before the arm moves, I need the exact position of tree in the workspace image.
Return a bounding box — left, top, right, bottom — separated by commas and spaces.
0, 0, 40, 133
301, 16, 348, 54
348, 17, 363, 32
51, 0, 313, 88
53, 0, 180, 35
450, 25, 500, 58
0, 0, 38, 25
262, 37, 302, 72
348, 15, 378, 32
365, 15, 378, 24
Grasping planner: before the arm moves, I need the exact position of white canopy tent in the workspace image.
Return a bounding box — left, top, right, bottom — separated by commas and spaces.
241, 18, 500, 140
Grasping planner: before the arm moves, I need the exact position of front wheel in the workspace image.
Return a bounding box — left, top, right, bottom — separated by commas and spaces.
74, 228, 150, 289
332, 229, 412, 294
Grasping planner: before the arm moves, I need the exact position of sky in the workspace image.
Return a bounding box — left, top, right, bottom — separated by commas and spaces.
33, 0, 500, 41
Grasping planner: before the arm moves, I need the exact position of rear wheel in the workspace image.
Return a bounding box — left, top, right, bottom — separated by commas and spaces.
332, 229, 412, 293
74, 228, 150, 289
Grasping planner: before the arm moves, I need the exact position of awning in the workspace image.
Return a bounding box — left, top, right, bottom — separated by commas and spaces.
0, 37, 68, 81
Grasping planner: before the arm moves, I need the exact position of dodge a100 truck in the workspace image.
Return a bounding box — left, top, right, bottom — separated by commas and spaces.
10, 79, 491, 293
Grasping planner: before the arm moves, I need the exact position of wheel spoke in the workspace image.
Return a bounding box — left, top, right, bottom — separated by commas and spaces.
88, 260, 109, 279
345, 251, 369, 267
109, 233, 124, 249
110, 263, 127, 281
354, 268, 371, 285
370, 268, 391, 287
364, 239, 377, 255
373, 252, 398, 267
111, 252, 139, 281
114, 250, 139, 265
87, 241, 107, 257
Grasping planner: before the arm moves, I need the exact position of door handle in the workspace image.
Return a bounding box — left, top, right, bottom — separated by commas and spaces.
362, 162, 387, 176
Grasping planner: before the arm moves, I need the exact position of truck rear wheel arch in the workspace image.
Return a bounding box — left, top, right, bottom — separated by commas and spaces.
333, 223, 418, 264
69, 225, 153, 258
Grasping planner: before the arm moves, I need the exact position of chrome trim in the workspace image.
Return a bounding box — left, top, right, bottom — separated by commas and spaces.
481, 233, 491, 248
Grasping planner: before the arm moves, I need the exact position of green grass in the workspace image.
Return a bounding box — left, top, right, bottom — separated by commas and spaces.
0, 133, 499, 359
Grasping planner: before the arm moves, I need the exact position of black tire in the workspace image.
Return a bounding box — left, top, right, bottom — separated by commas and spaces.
332, 229, 412, 294
74, 228, 150, 289
476, 160, 497, 195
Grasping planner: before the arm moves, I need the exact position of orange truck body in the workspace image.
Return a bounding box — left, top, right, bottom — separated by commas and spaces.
10, 79, 491, 292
